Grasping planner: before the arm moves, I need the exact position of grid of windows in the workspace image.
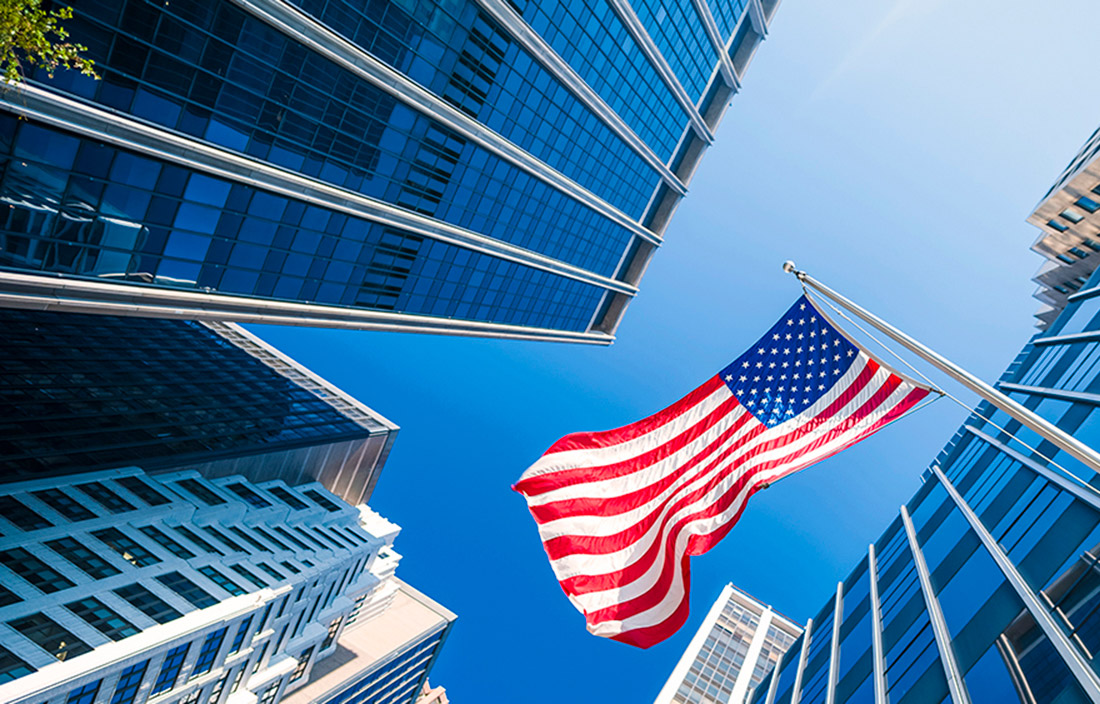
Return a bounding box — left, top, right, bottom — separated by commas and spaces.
156, 572, 218, 608
0, 310, 372, 481
199, 566, 247, 596
176, 526, 224, 555
229, 616, 253, 654
65, 680, 101, 704
114, 583, 183, 623
151, 643, 190, 695
31, 488, 96, 521
0, 645, 35, 683
93, 528, 161, 567
227, 483, 270, 508
231, 564, 268, 589
269, 487, 309, 510
0, 495, 53, 530
140, 525, 196, 559
109, 660, 149, 704
192, 627, 228, 676
117, 476, 171, 505
0, 547, 75, 592
76, 482, 136, 513
8, 613, 92, 661
66, 597, 141, 640
178, 479, 227, 506
46, 536, 123, 579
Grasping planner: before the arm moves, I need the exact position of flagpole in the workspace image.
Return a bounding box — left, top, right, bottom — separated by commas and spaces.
783, 260, 1100, 477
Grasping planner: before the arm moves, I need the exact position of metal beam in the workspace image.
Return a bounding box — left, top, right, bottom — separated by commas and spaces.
0, 85, 635, 298
867, 544, 888, 704
603, 0, 715, 143
900, 505, 972, 704
931, 463, 1100, 701
790, 618, 814, 704
825, 583, 843, 704
688, 0, 739, 89
472, 0, 686, 196
231, 0, 661, 245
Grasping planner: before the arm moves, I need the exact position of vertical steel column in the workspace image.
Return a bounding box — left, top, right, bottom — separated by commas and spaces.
825, 583, 843, 704
931, 463, 1100, 699
732, 608, 775, 704
867, 544, 888, 704
900, 505, 973, 704
790, 618, 814, 704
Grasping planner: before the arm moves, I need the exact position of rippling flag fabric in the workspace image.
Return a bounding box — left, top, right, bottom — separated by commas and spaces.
513, 295, 933, 648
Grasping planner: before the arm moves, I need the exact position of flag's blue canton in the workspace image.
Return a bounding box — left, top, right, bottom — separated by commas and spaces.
719, 296, 859, 427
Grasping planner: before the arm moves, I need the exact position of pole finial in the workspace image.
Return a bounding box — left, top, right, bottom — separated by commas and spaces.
782, 260, 798, 274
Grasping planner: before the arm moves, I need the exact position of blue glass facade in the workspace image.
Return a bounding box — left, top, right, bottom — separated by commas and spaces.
0, 308, 395, 504
751, 269, 1100, 704
0, 0, 776, 341
320, 623, 449, 704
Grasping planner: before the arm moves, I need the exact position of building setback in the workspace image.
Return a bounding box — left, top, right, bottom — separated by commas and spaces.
0, 0, 779, 343
1028, 124, 1100, 329
0, 308, 397, 505
0, 468, 453, 704
655, 584, 801, 704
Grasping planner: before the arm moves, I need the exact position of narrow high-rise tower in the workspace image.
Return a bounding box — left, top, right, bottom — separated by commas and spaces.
655, 584, 801, 704
0, 0, 779, 343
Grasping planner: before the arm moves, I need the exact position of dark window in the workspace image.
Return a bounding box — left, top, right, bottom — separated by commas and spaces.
66, 680, 101, 704
293, 526, 328, 551
0, 495, 52, 530
92, 528, 161, 567
269, 487, 308, 510
203, 526, 248, 553
75, 482, 135, 513
139, 526, 195, 559
175, 526, 224, 556
321, 616, 342, 650
280, 561, 301, 575
108, 659, 148, 704
303, 489, 341, 512
289, 646, 314, 682
0, 645, 35, 683
257, 563, 284, 581
46, 537, 122, 579
199, 566, 247, 596
251, 643, 269, 674
230, 526, 270, 553
191, 627, 227, 676
231, 666, 246, 692
227, 483, 270, 508
257, 679, 280, 704
66, 597, 140, 640
228, 616, 253, 654
0, 584, 21, 607
230, 564, 268, 589
254, 527, 290, 551
273, 526, 310, 550
32, 488, 95, 521
117, 476, 170, 506
114, 583, 182, 624
1077, 195, 1100, 214
176, 479, 226, 506
312, 528, 343, 550
156, 572, 217, 608
0, 547, 74, 592
206, 670, 231, 704
151, 643, 190, 695
8, 613, 92, 661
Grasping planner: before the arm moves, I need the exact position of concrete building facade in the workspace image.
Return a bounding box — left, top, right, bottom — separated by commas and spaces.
0, 467, 452, 704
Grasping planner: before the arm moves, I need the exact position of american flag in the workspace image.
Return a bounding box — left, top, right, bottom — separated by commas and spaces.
513, 295, 933, 648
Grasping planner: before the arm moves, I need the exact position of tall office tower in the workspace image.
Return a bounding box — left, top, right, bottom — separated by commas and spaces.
751, 275, 1100, 702
0, 308, 397, 504
654, 584, 801, 704
0, 468, 453, 704
1028, 124, 1100, 329
0, 0, 779, 344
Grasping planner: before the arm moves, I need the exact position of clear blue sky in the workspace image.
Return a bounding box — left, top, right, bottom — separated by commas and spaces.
252, 1, 1100, 700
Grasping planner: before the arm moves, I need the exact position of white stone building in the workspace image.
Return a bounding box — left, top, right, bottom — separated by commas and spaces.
0, 467, 453, 704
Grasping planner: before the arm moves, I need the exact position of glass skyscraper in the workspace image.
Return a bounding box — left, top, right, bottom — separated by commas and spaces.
0, 308, 397, 504
751, 222, 1100, 702
0, 0, 779, 343
655, 584, 801, 704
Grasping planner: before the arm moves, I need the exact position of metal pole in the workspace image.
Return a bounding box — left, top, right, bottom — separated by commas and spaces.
782, 261, 1100, 477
